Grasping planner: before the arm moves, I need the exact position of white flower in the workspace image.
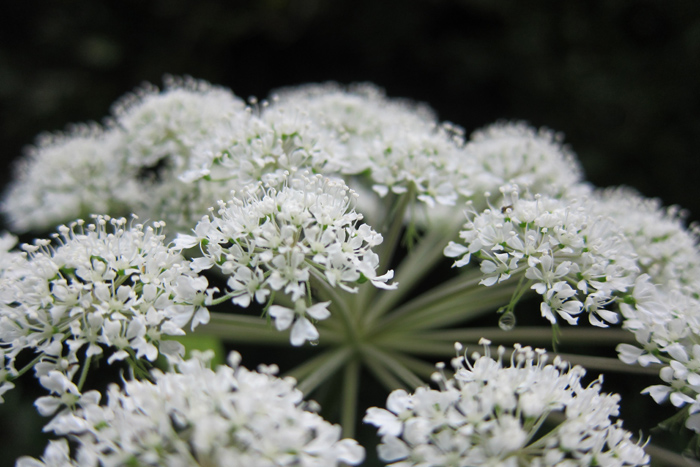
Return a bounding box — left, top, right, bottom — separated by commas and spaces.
110, 75, 247, 233
185, 94, 336, 193
617, 274, 700, 429
0, 216, 207, 401
177, 171, 395, 345
269, 300, 331, 346
31, 351, 364, 467
1, 124, 136, 233
16, 439, 76, 467
459, 121, 584, 200
365, 341, 649, 466
269, 82, 466, 222
592, 187, 700, 294
446, 189, 638, 327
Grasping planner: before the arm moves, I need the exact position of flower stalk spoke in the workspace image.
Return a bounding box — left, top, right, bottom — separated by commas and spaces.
196, 312, 309, 345
375, 265, 505, 328
555, 352, 662, 376
402, 326, 639, 348
340, 357, 361, 438
361, 345, 425, 389
291, 346, 353, 396
357, 188, 414, 314
377, 282, 520, 334
363, 223, 463, 325
363, 354, 410, 393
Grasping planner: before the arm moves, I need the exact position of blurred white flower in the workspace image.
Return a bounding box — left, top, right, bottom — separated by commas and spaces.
460, 121, 584, 200
110, 75, 247, 233
30, 351, 364, 467
1, 124, 136, 233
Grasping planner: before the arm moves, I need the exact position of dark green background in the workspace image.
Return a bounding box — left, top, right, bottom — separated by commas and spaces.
1, 1, 699, 465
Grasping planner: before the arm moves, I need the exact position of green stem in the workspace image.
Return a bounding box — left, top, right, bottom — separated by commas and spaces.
77, 353, 92, 392
309, 271, 358, 342
362, 345, 425, 389
125, 350, 154, 382
373, 339, 456, 357
376, 266, 489, 327
10, 353, 44, 380
363, 224, 462, 326
378, 189, 414, 276
363, 355, 408, 392
198, 313, 317, 345
285, 348, 341, 382
357, 189, 415, 315
555, 352, 662, 376
340, 357, 360, 438
383, 351, 437, 380
292, 347, 353, 395
400, 327, 638, 347
206, 291, 239, 306
497, 274, 531, 316
376, 281, 519, 334
376, 328, 644, 368
645, 443, 700, 467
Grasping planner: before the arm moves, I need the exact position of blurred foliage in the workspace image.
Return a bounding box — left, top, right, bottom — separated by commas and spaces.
1, 0, 699, 465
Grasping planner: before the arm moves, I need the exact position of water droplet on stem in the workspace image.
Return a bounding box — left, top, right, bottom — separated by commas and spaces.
499, 311, 516, 331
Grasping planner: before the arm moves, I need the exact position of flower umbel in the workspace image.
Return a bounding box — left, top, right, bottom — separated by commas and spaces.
9, 76, 700, 464
22, 351, 365, 467
365, 340, 649, 467
0, 215, 207, 392
176, 171, 395, 345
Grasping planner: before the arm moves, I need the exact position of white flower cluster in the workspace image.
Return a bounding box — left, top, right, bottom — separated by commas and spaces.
0, 216, 208, 396
572, 189, 700, 429
111, 76, 246, 175
181, 95, 336, 192
3, 79, 587, 237
460, 121, 584, 201
1, 124, 134, 233
365, 340, 649, 467
592, 187, 700, 293
444, 189, 638, 327
1, 77, 246, 235
269, 83, 466, 210
616, 274, 700, 432
110, 75, 248, 232
19, 351, 365, 467
176, 172, 395, 346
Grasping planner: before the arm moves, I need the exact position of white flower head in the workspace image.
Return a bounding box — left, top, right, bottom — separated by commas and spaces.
111, 75, 245, 172
445, 189, 638, 327
365, 342, 649, 466
185, 94, 336, 193
2, 124, 136, 233
30, 351, 364, 467
460, 121, 584, 200
177, 171, 395, 345
110, 75, 247, 233
269, 82, 467, 220
593, 187, 700, 293
0, 215, 207, 397
617, 275, 700, 429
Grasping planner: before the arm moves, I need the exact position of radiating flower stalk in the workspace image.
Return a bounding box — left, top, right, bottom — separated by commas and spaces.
2, 76, 699, 466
